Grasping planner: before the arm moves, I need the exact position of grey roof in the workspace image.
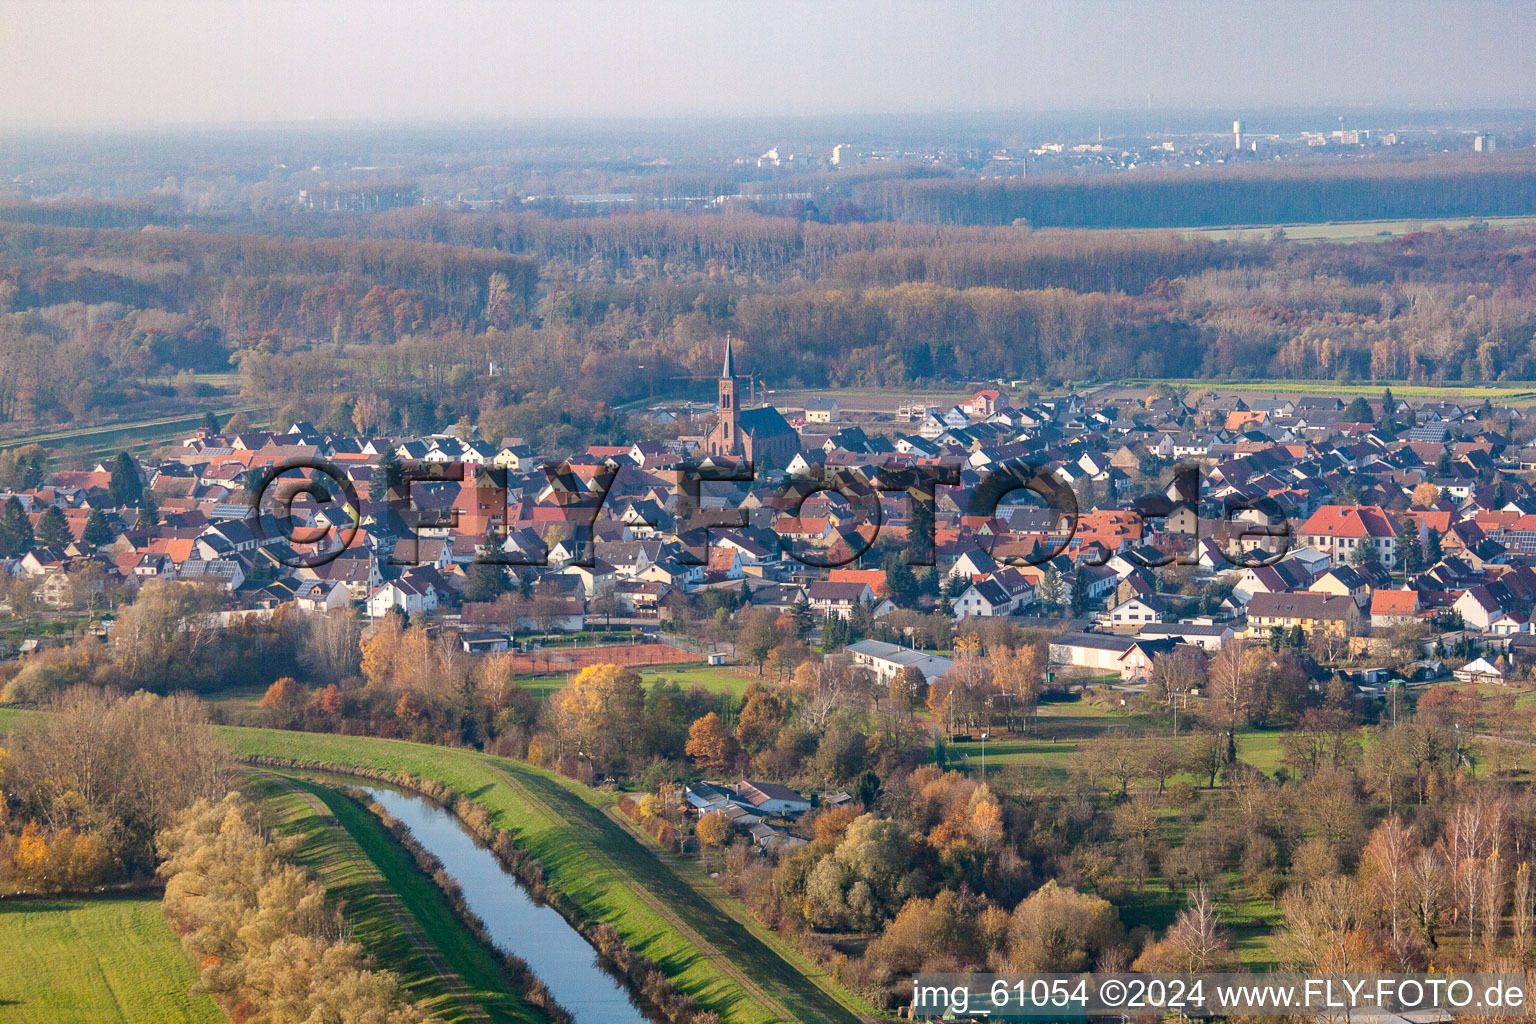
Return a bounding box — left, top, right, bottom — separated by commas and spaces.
1050, 631, 1136, 653
846, 639, 953, 670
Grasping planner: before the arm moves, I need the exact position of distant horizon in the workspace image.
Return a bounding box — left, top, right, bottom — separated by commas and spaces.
2, 104, 1533, 149
3, 1, 1532, 130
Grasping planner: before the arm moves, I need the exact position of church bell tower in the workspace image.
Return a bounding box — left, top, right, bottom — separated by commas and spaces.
710, 334, 742, 456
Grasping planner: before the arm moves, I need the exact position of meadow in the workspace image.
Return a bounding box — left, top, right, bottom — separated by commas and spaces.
0, 895, 222, 1024
1117, 376, 1536, 402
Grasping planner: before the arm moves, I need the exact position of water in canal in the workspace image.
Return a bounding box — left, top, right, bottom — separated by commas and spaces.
361, 786, 653, 1024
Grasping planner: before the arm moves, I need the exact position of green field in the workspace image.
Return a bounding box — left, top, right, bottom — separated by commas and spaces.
0, 895, 222, 1024
251, 772, 550, 1024
1118, 376, 1536, 402
509, 663, 761, 701
945, 695, 1157, 776
1183, 214, 1536, 244
0, 403, 266, 466
226, 726, 874, 1024
640, 663, 758, 698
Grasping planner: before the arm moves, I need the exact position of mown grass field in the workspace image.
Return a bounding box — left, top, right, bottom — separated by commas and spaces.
250, 772, 551, 1024
0, 895, 221, 1024
945, 695, 1159, 777
1117, 375, 1536, 402
940, 694, 1345, 788
509, 663, 760, 701
0, 404, 266, 466
1182, 214, 1536, 244
225, 726, 874, 1024
639, 663, 758, 697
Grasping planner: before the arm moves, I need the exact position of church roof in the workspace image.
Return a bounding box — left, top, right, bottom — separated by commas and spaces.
740, 406, 795, 439
722, 337, 735, 379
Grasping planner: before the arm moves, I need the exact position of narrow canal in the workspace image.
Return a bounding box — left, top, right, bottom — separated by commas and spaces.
361, 786, 653, 1024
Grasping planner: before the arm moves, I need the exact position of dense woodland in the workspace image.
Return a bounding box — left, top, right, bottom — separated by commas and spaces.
852, 157, 1536, 227
5, 190, 1536, 455
0, 688, 232, 890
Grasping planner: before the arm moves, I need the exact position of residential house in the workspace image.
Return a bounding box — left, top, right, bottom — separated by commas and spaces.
1245, 591, 1360, 638
734, 781, 812, 816
1369, 589, 1421, 628
1298, 504, 1399, 568
846, 639, 954, 684
807, 580, 873, 620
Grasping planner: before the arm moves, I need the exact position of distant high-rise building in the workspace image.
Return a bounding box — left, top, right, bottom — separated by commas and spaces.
831, 144, 850, 166
1475, 134, 1496, 153
1233, 119, 1243, 150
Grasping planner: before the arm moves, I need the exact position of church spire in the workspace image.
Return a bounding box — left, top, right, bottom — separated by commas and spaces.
721, 332, 735, 380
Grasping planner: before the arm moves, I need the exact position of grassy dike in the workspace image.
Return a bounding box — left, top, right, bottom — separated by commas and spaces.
224, 726, 879, 1024
248, 772, 555, 1024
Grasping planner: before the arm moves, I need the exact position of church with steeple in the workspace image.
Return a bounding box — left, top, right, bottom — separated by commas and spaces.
704, 336, 797, 469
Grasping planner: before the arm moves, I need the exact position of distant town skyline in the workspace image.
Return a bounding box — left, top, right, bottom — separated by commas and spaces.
2, 0, 1533, 130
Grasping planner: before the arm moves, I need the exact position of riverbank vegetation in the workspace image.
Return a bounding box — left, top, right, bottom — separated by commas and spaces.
159, 790, 446, 1024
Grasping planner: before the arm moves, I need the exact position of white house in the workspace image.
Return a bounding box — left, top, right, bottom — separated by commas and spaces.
1107, 595, 1169, 628
1455, 656, 1506, 684
953, 579, 1017, 620
807, 581, 873, 620
293, 579, 351, 613
846, 639, 953, 684
368, 575, 439, 617
1454, 586, 1504, 632
734, 781, 812, 816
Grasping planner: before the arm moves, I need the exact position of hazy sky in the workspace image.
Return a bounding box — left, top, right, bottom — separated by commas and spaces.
2, 0, 1532, 129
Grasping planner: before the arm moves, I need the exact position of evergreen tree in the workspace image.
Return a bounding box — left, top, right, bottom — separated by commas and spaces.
909, 490, 935, 556
848, 598, 874, 640
34, 505, 68, 549
885, 560, 919, 608
201, 411, 222, 434
139, 491, 160, 528
788, 599, 812, 640
108, 452, 142, 507
81, 508, 113, 549
918, 566, 941, 602
464, 561, 509, 603
819, 614, 851, 652
855, 769, 881, 809
372, 448, 402, 504
1376, 387, 1398, 436
1400, 521, 1426, 574
1037, 568, 1064, 612
0, 497, 32, 553
1343, 395, 1373, 423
